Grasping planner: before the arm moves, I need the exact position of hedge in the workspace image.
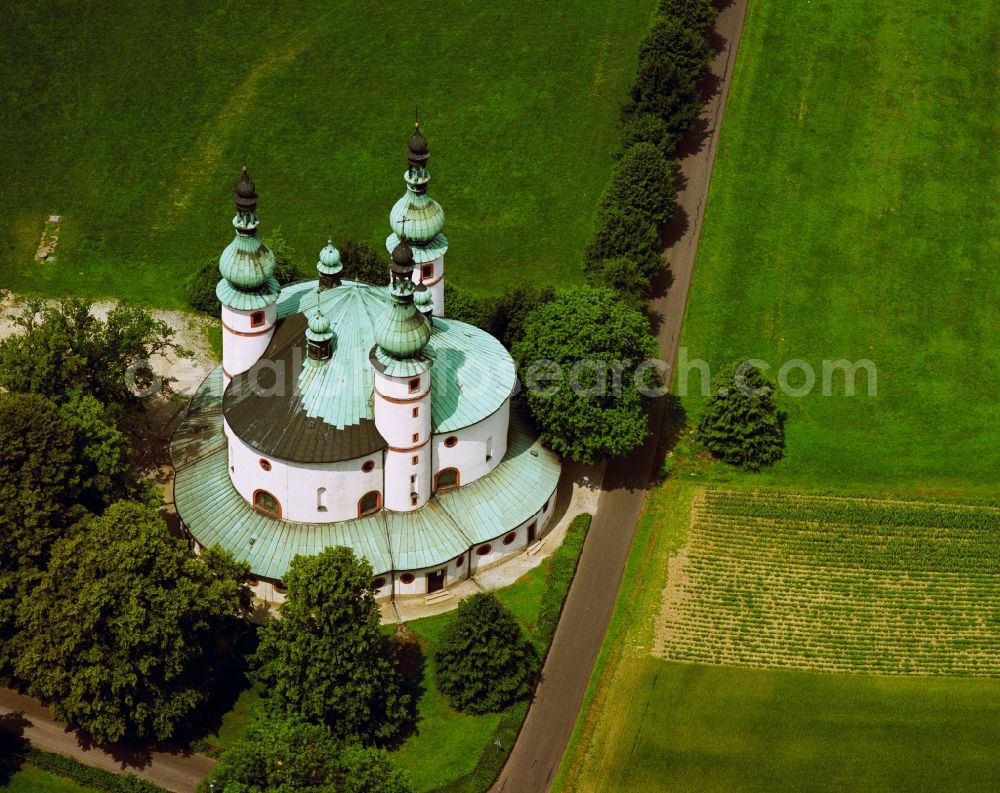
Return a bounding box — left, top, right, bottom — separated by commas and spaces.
23, 747, 167, 792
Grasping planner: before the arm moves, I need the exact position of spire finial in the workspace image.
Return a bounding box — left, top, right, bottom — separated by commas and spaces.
415, 107, 419, 129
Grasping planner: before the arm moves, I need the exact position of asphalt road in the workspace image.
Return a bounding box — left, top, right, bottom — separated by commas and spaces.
0, 687, 215, 793
490, 2, 749, 790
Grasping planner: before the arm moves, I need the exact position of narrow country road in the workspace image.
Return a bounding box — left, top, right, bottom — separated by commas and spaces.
0, 687, 215, 793
490, 2, 749, 791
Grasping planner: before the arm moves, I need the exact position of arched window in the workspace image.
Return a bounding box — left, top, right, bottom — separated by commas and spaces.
435, 467, 460, 493
253, 490, 281, 518
317, 487, 328, 512
358, 490, 381, 517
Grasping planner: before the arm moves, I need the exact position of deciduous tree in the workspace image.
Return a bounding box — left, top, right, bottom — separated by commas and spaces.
513, 288, 660, 465
250, 547, 412, 746
16, 501, 252, 743
340, 240, 389, 285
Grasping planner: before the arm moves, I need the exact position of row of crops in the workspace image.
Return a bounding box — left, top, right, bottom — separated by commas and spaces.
655, 488, 1000, 676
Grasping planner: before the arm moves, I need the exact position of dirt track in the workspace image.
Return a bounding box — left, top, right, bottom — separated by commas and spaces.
490, 2, 750, 790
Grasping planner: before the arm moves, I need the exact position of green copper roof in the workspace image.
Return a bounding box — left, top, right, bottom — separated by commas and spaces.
390, 188, 445, 242
219, 217, 276, 289
224, 281, 516, 463
317, 239, 343, 276
374, 295, 431, 359
216, 276, 281, 311
172, 368, 560, 577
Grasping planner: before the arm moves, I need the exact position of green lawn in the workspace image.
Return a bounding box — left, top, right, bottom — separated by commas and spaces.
677, 0, 1000, 496
1, 765, 98, 793
0, 0, 655, 309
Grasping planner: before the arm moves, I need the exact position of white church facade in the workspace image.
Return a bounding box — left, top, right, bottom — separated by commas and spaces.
171, 122, 561, 603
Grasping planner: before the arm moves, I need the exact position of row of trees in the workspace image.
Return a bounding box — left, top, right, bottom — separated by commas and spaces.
586, 0, 716, 305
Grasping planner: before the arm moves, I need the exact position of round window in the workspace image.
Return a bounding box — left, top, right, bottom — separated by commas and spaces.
361, 460, 375, 473
476, 544, 492, 556
399, 573, 415, 585
502, 532, 516, 546
372, 577, 387, 590
259, 458, 272, 471
444, 436, 458, 448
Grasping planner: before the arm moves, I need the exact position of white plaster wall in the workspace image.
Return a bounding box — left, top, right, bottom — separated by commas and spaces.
384, 446, 431, 512
225, 418, 383, 523
221, 302, 276, 378
392, 553, 469, 597
411, 254, 444, 317
431, 398, 510, 491
374, 368, 432, 511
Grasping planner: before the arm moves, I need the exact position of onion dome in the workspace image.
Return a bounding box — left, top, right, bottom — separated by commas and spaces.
414, 281, 433, 316
407, 122, 430, 169
217, 165, 278, 306
316, 238, 343, 290
305, 303, 335, 362
391, 237, 415, 276
374, 296, 431, 359
235, 166, 257, 215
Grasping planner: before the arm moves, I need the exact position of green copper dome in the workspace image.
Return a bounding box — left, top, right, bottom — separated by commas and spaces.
307, 308, 333, 339
414, 283, 433, 309
374, 296, 431, 359
318, 239, 342, 274
219, 227, 277, 288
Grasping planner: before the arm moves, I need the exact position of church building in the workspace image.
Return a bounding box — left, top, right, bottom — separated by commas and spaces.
170, 121, 561, 602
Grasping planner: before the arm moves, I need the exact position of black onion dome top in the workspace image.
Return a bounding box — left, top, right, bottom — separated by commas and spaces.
407, 122, 430, 168
391, 238, 415, 276
235, 166, 257, 214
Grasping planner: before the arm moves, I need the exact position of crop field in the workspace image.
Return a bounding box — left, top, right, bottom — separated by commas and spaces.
656, 488, 1000, 675
0, 0, 654, 308
677, 0, 1000, 495
556, 484, 1000, 793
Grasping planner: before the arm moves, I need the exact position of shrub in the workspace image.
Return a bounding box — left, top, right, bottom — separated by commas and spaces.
25, 748, 164, 792
534, 514, 592, 648
624, 16, 713, 154
585, 204, 662, 277
185, 258, 220, 314
434, 592, 540, 715
600, 142, 678, 227
697, 361, 785, 470
586, 256, 652, 310
443, 282, 486, 328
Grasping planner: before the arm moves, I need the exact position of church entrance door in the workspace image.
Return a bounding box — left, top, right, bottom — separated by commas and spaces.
427, 569, 446, 593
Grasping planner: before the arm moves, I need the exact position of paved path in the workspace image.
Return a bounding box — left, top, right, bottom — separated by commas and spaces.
0, 688, 215, 793
490, 2, 749, 791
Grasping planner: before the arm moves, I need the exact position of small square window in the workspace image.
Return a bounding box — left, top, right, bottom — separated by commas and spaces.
421, 263, 433, 279
412, 455, 419, 465
408, 377, 420, 394
250, 310, 266, 328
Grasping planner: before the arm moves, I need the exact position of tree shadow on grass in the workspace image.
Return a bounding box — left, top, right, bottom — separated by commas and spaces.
0, 712, 30, 784
387, 625, 427, 748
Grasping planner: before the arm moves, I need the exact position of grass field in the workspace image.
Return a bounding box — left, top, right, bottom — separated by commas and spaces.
657, 488, 1000, 675
676, 0, 1000, 496
0, 765, 97, 792
556, 484, 1000, 793
0, 0, 655, 309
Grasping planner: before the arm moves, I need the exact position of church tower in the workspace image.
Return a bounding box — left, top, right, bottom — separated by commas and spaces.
216, 166, 280, 384
387, 117, 447, 316
370, 237, 434, 512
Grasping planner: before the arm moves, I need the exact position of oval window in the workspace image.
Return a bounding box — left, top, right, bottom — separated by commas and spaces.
399, 573, 415, 585
372, 577, 387, 590
502, 532, 516, 546
455, 555, 464, 568
259, 458, 272, 471
476, 544, 492, 556
361, 460, 375, 473
444, 435, 458, 448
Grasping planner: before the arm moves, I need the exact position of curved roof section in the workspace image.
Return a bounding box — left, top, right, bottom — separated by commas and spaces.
172, 368, 560, 578
223, 280, 517, 463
